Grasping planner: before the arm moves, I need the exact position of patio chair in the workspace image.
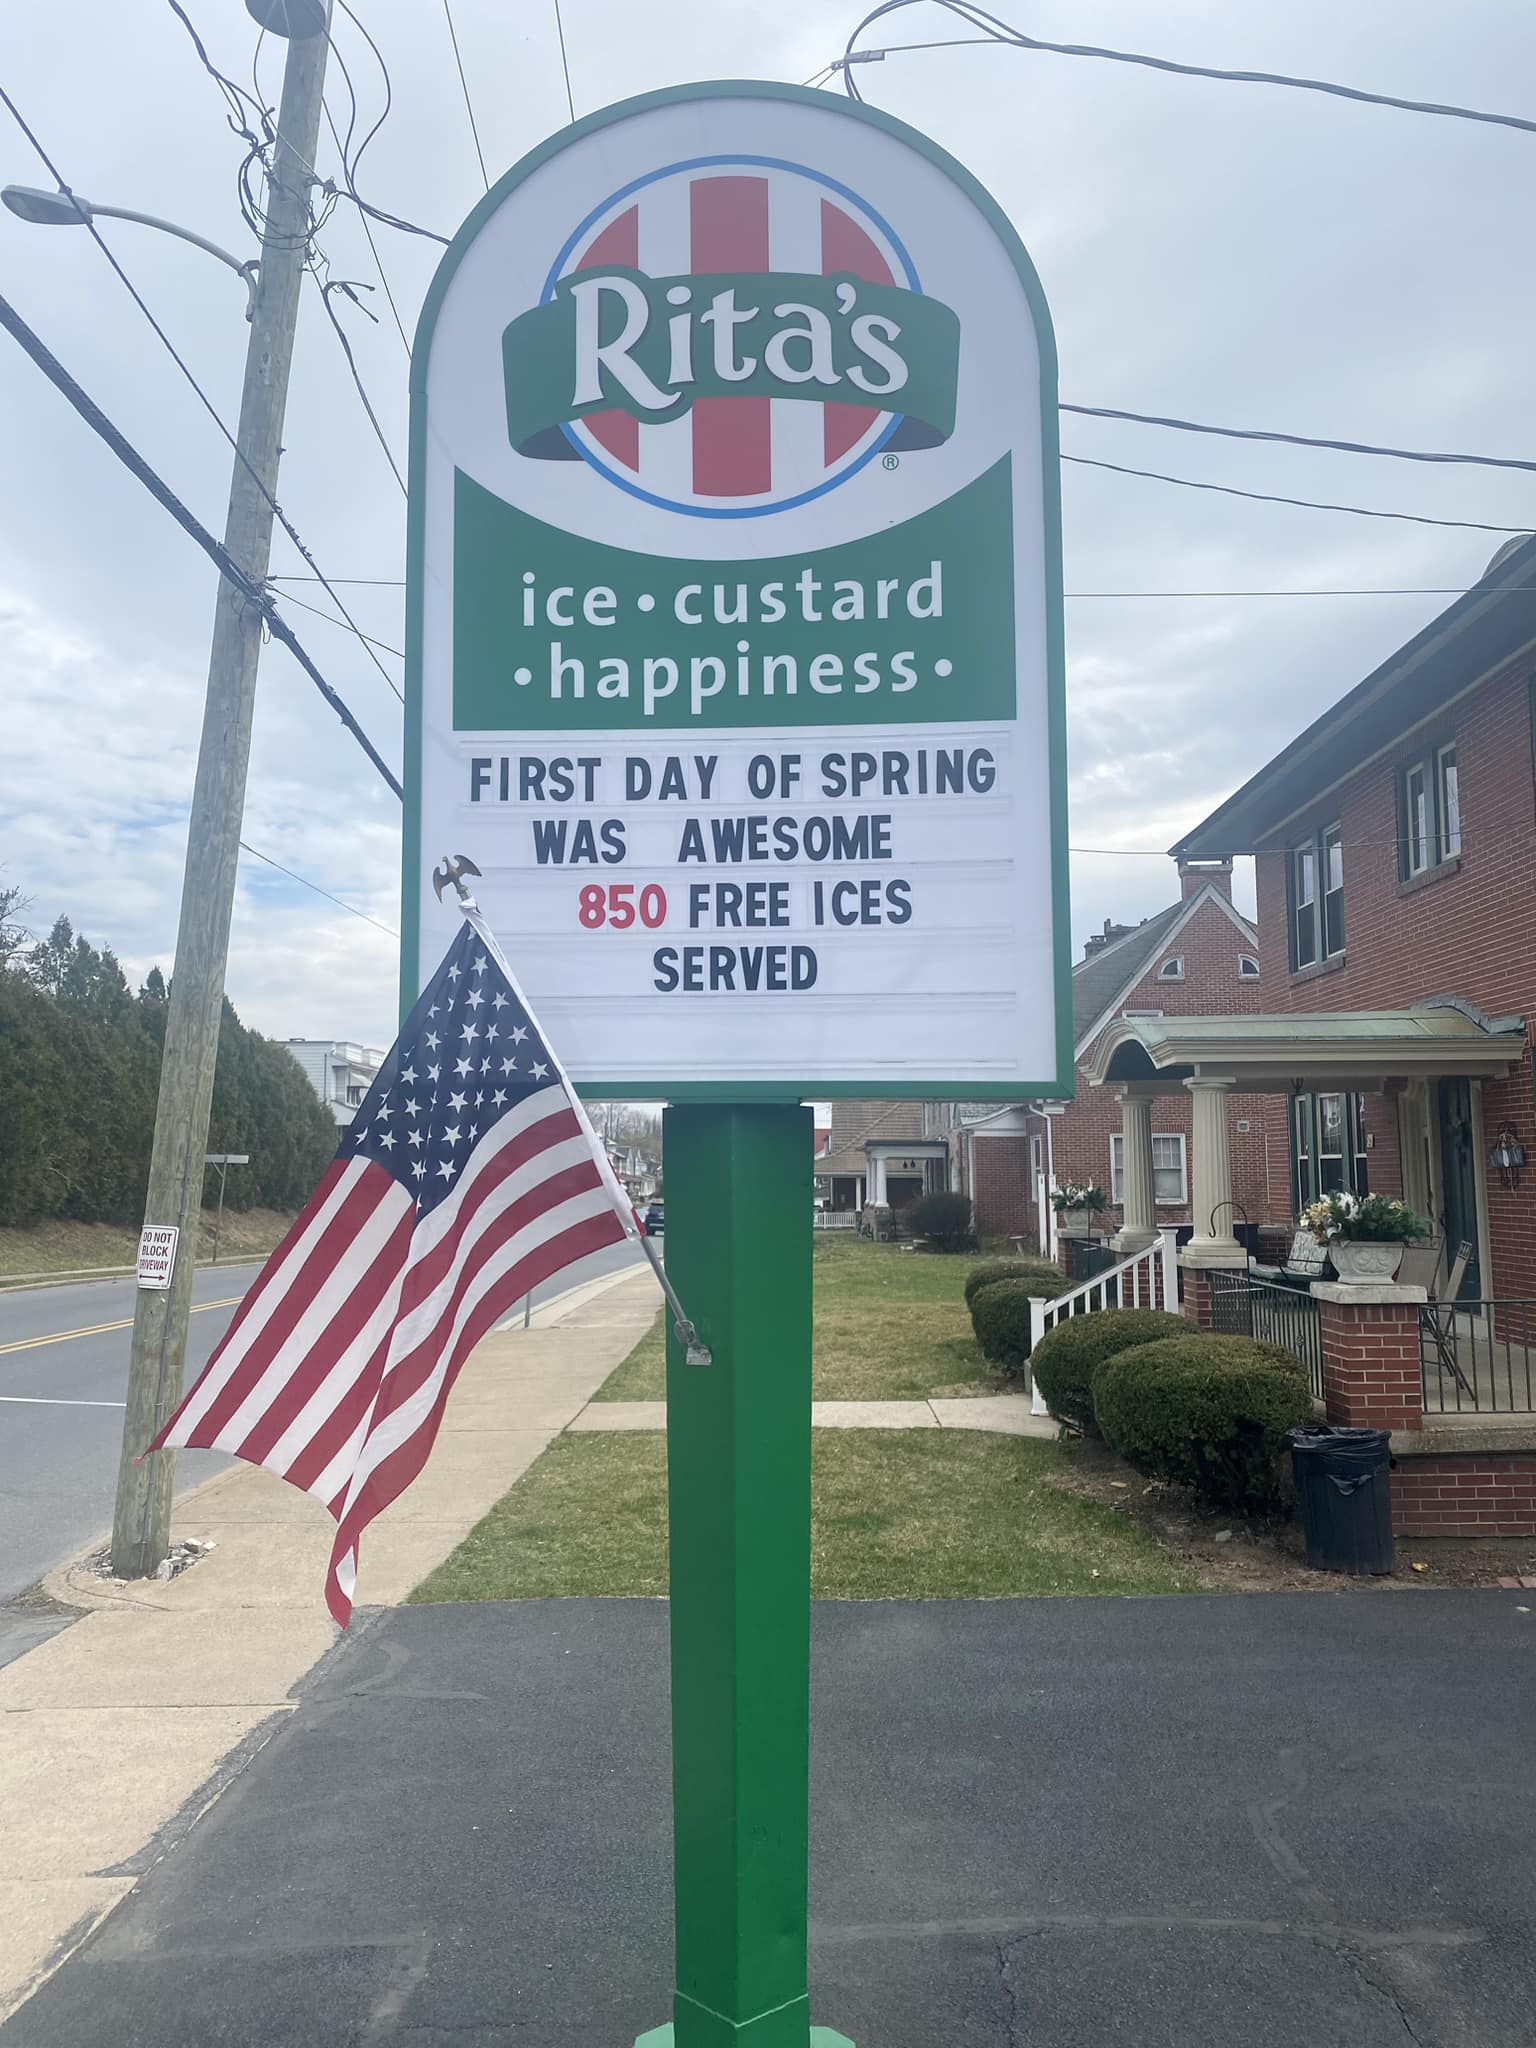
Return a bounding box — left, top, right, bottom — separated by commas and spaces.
1252, 1227, 1329, 1291
1421, 1241, 1477, 1401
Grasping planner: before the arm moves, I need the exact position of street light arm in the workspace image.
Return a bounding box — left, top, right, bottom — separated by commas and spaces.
83, 201, 252, 280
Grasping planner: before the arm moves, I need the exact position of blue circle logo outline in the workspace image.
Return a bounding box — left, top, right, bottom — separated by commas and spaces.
542, 153, 922, 520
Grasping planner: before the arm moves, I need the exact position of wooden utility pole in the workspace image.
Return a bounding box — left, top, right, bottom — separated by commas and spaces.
111, 5, 333, 1576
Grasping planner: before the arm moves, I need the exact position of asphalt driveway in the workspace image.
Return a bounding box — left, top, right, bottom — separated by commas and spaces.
6, 1591, 1533, 2046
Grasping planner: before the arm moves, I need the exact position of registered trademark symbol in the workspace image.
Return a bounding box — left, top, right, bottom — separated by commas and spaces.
882, 453, 899, 471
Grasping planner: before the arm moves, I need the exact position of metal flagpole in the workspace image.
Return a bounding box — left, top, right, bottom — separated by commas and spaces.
430, 855, 711, 1365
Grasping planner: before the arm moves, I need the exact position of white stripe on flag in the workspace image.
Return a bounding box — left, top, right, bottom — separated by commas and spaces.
165, 1155, 372, 1442
331, 1182, 617, 1525
207, 1177, 415, 1452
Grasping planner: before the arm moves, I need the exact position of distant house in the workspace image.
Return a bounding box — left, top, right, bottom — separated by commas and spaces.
609, 1143, 661, 1202
284, 1039, 385, 1129
814, 1099, 949, 1221
943, 858, 1269, 1250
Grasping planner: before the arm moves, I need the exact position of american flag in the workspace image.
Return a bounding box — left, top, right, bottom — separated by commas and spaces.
148, 918, 634, 1625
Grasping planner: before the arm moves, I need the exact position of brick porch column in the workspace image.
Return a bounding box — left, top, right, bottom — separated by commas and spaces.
1312, 1282, 1427, 1431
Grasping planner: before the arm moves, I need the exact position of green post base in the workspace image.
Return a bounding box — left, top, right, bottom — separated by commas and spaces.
636, 2032, 855, 2046
655, 1105, 837, 2048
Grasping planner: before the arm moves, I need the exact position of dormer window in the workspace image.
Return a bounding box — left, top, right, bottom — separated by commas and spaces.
1158, 956, 1185, 981
1239, 955, 1260, 979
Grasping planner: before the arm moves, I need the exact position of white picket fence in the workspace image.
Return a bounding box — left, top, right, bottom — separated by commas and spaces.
1025, 1225, 1182, 1417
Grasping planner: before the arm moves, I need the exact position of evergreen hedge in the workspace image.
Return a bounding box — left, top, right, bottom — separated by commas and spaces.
0, 916, 336, 1229
964, 1255, 1062, 1307
1093, 1335, 1314, 1514
1029, 1307, 1190, 1437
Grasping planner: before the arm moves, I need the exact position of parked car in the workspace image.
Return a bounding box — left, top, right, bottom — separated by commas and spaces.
643, 1202, 665, 1237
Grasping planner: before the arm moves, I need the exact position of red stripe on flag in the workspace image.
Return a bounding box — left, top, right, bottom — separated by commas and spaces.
578, 207, 640, 472
234, 1200, 416, 1471
166, 1162, 393, 1450
690, 176, 771, 498
371, 1157, 609, 1430
821, 200, 893, 466
324, 1204, 627, 1622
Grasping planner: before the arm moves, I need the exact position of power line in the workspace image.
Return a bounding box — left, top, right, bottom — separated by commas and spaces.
551, 0, 577, 124
270, 573, 404, 586
836, 0, 1536, 137
273, 586, 404, 658
1061, 403, 1536, 480
0, 284, 403, 800
268, 576, 1536, 601
0, 78, 408, 712
322, 94, 411, 355
239, 839, 397, 936
441, 0, 490, 190
312, 274, 408, 498
1061, 453, 1531, 536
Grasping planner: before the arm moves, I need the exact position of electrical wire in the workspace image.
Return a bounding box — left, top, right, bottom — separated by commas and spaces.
313, 274, 408, 496
0, 285, 402, 799
551, 0, 577, 124
239, 839, 398, 936
441, 0, 490, 190
315, 2, 450, 245
836, 0, 1536, 137
273, 587, 404, 659
1061, 403, 1536, 481
322, 95, 411, 355
1061, 454, 1532, 536
0, 78, 406, 709
270, 573, 404, 586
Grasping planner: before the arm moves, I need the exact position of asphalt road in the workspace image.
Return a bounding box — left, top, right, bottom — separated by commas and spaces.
6, 1591, 1534, 2047
0, 1237, 642, 1608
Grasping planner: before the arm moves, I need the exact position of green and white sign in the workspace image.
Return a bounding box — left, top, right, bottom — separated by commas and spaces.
405, 81, 1070, 1100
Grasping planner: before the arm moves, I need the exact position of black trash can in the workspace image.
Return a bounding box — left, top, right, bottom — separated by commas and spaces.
1288, 1425, 1395, 1576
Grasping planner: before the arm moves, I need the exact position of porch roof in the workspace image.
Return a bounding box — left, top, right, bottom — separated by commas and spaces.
1084, 998, 1526, 1092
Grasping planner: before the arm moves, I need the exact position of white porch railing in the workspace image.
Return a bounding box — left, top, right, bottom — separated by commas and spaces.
1025, 1226, 1182, 1416
813, 1210, 858, 1230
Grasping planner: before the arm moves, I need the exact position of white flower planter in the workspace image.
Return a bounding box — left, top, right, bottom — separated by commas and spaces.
1331, 1240, 1404, 1285
1056, 1208, 1094, 1237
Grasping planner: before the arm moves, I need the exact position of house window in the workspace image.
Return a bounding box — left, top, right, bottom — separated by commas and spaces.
1110, 1132, 1188, 1206
1238, 954, 1260, 979
345, 1083, 365, 1106
1123, 1008, 1164, 1019
1292, 1092, 1369, 1214
1399, 743, 1461, 874
1287, 825, 1343, 969
1158, 956, 1184, 980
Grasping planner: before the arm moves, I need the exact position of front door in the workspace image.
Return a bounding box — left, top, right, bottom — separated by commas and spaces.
886, 1175, 924, 1215
1436, 1077, 1482, 1300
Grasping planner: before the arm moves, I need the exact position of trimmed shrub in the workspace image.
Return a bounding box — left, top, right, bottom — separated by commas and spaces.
1029, 1308, 1189, 1437
964, 1256, 1062, 1308
906, 1190, 974, 1252
969, 1278, 1047, 1376
1093, 1335, 1313, 1515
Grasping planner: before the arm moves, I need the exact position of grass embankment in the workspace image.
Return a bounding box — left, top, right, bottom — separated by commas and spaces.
0, 1208, 297, 1282
413, 1235, 1188, 1602
593, 1231, 994, 1402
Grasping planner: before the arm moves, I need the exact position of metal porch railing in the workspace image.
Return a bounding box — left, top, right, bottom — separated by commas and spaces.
1421, 1300, 1536, 1414
1208, 1270, 1324, 1402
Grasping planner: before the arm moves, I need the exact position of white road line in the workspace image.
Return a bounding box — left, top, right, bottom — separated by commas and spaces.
0, 1395, 127, 1407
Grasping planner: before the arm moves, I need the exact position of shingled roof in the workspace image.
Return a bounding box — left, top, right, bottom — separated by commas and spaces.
1070, 901, 1188, 1047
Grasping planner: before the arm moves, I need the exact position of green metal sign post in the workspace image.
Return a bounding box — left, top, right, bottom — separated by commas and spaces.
403, 78, 1068, 2045
637, 1103, 850, 2048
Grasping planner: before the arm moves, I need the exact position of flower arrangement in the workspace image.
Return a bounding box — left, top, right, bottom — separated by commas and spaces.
1301, 1191, 1429, 1245
1051, 1182, 1108, 1214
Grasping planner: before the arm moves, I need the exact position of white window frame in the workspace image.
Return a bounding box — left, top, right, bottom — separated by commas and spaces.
1238, 954, 1260, 979
1123, 1007, 1164, 1019
1437, 743, 1461, 858
1158, 956, 1185, 981
1109, 1131, 1188, 1206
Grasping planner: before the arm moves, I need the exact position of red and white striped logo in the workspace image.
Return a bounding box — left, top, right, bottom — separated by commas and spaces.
544, 155, 919, 519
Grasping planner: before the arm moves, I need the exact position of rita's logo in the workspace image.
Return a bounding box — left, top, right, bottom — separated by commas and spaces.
501, 155, 960, 519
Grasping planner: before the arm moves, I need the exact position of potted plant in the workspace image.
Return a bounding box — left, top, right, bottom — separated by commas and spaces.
1051, 1181, 1108, 1236
1301, 1191, 1430, 1284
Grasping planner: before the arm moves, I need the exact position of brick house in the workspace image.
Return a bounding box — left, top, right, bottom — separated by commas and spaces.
1082, 533, 1536, 1533
814, 1099, 949, 1221
946, 859, 1268, 1250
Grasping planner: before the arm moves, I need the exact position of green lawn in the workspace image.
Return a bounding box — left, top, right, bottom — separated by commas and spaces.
411, 1429, 1189, 1603
592, 1232, 998, 1402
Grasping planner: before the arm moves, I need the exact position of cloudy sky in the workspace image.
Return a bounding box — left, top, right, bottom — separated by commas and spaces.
2, 0, 1532, 1047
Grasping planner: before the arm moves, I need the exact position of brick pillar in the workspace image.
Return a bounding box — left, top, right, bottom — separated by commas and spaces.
1179, 1251, 1246, 1328
1313, 1283, 1427, 1431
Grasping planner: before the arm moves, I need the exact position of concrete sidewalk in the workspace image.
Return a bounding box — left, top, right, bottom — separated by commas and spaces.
0, 1262, 655, 2025
570, 1394, 1058, 1437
